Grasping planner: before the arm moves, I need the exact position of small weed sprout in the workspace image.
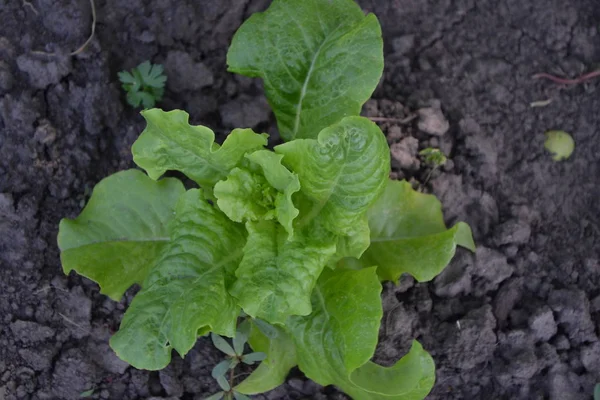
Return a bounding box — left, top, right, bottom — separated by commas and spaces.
206, 323, 265, 400
118, 61, 167, 109
419, 147, 447, 185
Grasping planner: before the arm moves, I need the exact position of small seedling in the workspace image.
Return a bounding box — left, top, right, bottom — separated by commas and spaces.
419, 147, 447, 185
206, 325, 265, 400
544, 130, 574, 161
118, 61, 167, 109
419, 147, 447, 168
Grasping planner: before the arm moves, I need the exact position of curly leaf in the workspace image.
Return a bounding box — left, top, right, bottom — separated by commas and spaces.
230, 220, 336, 324
57, 169, 185, 300
214, 151, 300, 237
287, 268, 435, 399
275, 116, 389, 236
246, 150, 300, 238
132, 109, 268, 186
227, 0, 383, 141
345, 180, 475, 282
110, 189, 246, 370
214, 168, 277, 222
235, 320, 297, 395
348, 341, 435, 400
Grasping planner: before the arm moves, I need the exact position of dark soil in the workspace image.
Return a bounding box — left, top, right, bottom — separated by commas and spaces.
1, 0, 599, 399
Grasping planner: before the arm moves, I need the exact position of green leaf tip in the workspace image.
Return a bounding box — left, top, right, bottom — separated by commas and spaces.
227, 0, 384, 141
133, 108, 268, 187
57, 169, 185, 300
544, 130, 574, 161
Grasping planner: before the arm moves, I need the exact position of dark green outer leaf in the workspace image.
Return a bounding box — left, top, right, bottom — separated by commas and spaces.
58, 169, 185, 300
227, 0, 383, 141
346, 179, 475, 282
235, 321, 297, 395
287, 268, 435, 399
110, 189, 246, 370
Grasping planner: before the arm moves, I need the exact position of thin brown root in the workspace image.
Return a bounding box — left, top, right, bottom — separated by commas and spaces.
368, 114, 417, 124
58, 312, 92, 335
22, 0, 39, 15
70, 0, 96, 56
532, 70, 600, 85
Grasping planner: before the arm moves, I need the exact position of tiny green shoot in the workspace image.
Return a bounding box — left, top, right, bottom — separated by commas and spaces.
544, 130, 574, 161
207, 326, 265, 400
419, 147, 447, 186
419, 147, 447, 168
118, 61, 167, 109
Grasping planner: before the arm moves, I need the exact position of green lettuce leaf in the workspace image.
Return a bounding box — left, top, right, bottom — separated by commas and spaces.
110, 189, 246, 370
275, 116, 390, 236
246, 150, 300, 238
214, 168, 277, 222
214, 150, 300, 238
229, 220, 336, 325
227, 0, 384, 141
330, 214, 371, 266
57, 169, 185, 300
345, 180, 475, 282
287, 268, 435, 399
132, 109, 268, 186
235, 320, 297, 395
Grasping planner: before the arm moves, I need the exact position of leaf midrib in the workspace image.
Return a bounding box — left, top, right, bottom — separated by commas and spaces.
63, 237, 170, 251
291, 23, 345, 138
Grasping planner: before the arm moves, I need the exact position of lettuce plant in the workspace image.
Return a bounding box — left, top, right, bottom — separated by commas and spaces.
58, 1, 475, 399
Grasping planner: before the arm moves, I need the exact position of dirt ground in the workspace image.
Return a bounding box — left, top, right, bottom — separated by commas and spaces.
1, 0, 599, 399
